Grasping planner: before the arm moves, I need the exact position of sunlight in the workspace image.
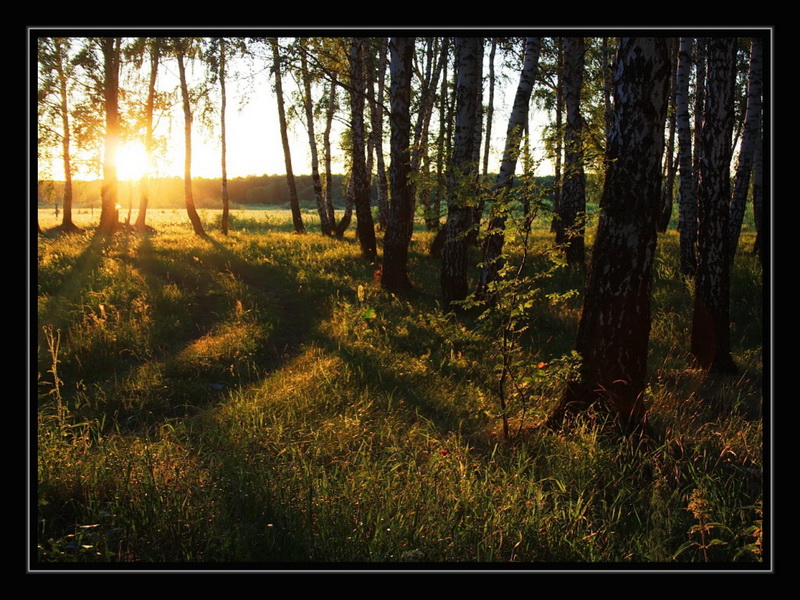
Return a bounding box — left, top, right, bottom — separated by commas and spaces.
116, 142, 149, 181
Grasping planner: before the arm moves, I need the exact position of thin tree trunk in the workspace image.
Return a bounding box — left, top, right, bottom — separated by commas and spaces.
99, 37, 121, 235
550, 39, 564, 234
219, 39, 230, 235
658, 38, 679, 232
555, 36, 586, 265
482, 38, 497, 179
176, 46, 207, 237
691, 37, 738, 375
441, 36, 482, 308
323, 77, 337, 229
300, 40, 332, 236
348, 37, 377, 259
546, 37, 671, 433
56, 39, 77, 232
728, 36, 763, 264
381, 36, 415, 293
135, 39, 159, 232
478, 37, 542, 297
271, 37, 305, 234
676, 37, 698, 275
752, 127, 764, 266
370, 39, 390, 232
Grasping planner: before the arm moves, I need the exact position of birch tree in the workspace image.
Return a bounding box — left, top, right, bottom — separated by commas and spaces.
173, 38, 207, 237
477, 37, 542, 297
270, 37, 305, 234
98, 37, 122, 236
348, 37, 377, 260
728, 37, 763, 264
37, 37, 80, 232
676, 36, 698, 275
441, 36, 483, 308
554, 37, 586, 265
381, 36, 415, 293
546, 37, 672, 433
690, 37, 738, 375
133, 37, 161, 232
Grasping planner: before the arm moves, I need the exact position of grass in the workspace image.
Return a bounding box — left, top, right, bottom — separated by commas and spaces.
33, 206, 765, 568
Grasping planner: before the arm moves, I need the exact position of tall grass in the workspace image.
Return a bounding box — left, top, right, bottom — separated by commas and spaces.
34, 208, 765, 567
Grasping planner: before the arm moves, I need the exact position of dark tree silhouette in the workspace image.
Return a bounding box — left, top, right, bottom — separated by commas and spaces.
546, 37, 672, 433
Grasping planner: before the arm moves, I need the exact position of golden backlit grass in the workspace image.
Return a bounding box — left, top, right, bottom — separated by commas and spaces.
35, 208, 765, 566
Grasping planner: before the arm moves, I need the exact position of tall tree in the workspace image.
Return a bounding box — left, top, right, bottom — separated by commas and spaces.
98, 37, 122, 236
367, 38, 390, 232
546, 37, 672, 433
216, 38, 231, 235
37, 37, 80, 232
676, 36, 698, 275
381, 36, 416, 293
728, 36, 763, 264
690, 38, 738, 375
174, 38, 207, 237
554, 37, 586, 265
658, 37, 679, 232
478, 37, 542, 296
298, 38, 335, 236
441, 36, 483, 308
134, 37, 161, 232
347, 37, 377, 260
269, 37, 305, 234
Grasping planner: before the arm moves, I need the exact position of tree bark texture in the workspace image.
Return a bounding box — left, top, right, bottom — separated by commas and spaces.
478, 37, 542, 296
381, 36, 415, 293
548, 37, 671, 432
691, 38, 738, 375
555, 37, 586, 265
99, 37, 121, 235
219, 39, 230, 235
676, 37, 698, 275
728, 37, 763, 264
271, 38, 305, 234
348, 37, 377, 260
441, 37, 483, 308
177, 47, 207, 237
136, 39, 160, 231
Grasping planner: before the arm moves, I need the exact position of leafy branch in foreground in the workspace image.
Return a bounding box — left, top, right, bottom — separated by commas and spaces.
455, 180, 579, 441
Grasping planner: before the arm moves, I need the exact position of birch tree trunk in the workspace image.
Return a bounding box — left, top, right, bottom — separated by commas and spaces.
676, 37, 698, 275
299, 40, 332, 236
441, 37, 483, 308
54, 38, 77, 232
728, 37, 763, 264
381, 36, 415, 293
135, 38, 159, 232
323, 77, 337, 230
176, 44, 207, 237
369, 39, 389, 232
752, 127, 764, 266
99, 37, 121, 236
478, 37, 542, 297
218, 38, 230, 235
546, 37, 671, 433
271, 38, 305, 234
691, 37, 738, 375
555, 37, 586, 265
348, 37, 377, 260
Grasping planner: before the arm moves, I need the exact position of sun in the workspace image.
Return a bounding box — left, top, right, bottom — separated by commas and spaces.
116, 142, 150, 181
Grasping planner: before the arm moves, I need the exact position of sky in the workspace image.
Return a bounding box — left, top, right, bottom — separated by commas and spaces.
38, 36, 556, 183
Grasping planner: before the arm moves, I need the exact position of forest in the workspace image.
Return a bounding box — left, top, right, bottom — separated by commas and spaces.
34, 32, 768, 570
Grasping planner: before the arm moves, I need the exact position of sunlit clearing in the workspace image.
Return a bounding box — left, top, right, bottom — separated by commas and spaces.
117, 142, 149, 181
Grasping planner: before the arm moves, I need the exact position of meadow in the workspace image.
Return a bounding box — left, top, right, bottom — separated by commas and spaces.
34, 206, 765, 568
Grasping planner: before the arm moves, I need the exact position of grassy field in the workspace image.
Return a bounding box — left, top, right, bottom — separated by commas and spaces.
33, 206, 765, 569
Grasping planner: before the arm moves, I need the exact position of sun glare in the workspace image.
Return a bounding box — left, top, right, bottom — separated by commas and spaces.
116, 142, 149, 181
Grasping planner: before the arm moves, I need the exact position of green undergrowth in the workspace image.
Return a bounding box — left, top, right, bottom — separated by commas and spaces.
35, 209, 765, 567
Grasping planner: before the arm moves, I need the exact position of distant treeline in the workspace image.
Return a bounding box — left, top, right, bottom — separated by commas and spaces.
38, 173, 557, 211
